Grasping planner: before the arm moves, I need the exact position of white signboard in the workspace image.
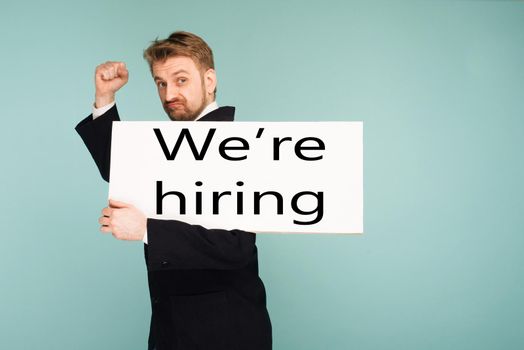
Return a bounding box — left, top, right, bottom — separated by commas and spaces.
109, 122, 363, 234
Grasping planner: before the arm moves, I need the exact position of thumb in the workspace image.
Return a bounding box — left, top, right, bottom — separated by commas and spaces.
109, 198, 131, 208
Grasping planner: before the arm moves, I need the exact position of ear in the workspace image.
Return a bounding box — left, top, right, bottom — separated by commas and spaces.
203, 68, 217, 99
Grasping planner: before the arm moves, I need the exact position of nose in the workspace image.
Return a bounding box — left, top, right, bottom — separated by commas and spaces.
165, 82, 179, 102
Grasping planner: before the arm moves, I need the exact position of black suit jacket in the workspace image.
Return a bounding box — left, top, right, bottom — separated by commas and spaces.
75, 105, 272, 350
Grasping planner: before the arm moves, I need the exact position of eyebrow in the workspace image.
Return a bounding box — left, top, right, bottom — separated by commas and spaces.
154, 69, 190, 81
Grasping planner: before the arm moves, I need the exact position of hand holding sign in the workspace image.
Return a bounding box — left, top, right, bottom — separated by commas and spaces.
99, 199, 146, 241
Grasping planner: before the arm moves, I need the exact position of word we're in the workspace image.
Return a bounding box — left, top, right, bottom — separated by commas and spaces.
153, 127, 325, 225
153, 127, 325, 161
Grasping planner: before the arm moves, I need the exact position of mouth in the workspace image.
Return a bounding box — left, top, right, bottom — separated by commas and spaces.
167, 102, 185, 109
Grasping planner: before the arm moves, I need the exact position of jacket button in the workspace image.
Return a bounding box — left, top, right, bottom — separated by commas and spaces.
152, 297, 160, 304
160, 261, 170, 267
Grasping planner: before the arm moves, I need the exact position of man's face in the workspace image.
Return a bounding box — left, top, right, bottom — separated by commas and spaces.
152, 56, 216, 121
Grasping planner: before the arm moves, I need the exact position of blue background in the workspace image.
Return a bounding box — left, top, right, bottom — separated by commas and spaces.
1, 1, 523, 349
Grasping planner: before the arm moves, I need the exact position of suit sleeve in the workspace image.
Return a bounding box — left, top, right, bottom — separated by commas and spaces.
146, 218, 256, 271
75, 106, 256, 271
74, 104, 120, 182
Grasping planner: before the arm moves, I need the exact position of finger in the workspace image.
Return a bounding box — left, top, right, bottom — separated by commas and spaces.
109, 198, 131, 208
100, 69, 112, 81
100, 64, 117, 80
108, 65, 117, 80
95, 65, 107, 80
102, 207, 113, 217
100, 225, 112, 233
98, 216, 110, 225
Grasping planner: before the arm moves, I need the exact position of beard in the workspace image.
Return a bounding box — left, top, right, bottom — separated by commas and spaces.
163, 81, 207, 121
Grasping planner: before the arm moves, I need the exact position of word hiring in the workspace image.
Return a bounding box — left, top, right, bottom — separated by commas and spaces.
154, 127, 325, 225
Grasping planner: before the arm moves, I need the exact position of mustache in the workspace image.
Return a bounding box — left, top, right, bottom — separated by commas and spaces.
164, 97, 186, 106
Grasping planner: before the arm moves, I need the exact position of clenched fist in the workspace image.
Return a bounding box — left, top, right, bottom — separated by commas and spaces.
94, 61, 129, 108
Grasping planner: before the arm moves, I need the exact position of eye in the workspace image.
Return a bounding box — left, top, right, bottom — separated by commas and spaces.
157, 81, 167, 88
177, 78, 187, 85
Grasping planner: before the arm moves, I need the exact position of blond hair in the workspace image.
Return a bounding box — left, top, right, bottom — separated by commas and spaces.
144, 31, 216, 97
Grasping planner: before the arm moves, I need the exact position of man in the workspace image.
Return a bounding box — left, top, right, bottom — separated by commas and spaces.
75, 31, 272, 350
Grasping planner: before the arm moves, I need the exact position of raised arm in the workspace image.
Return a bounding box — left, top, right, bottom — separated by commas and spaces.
75, 61, 129, 182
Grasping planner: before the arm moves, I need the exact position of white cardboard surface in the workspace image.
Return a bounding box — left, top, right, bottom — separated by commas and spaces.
108, 121, 363, 234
